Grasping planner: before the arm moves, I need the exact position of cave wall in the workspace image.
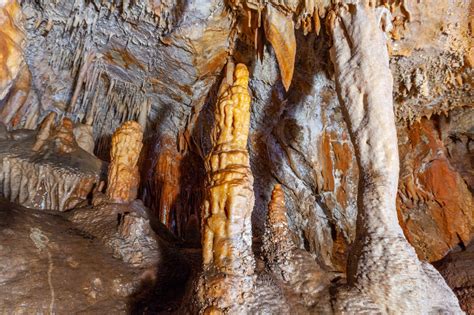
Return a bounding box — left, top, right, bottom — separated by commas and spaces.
0, 0, 472, 272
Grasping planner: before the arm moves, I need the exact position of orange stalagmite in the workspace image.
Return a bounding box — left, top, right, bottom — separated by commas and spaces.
197, 62, 255, 313
266, 184, 294, 253
106, 121, 143, 203
203, 62, 254, 273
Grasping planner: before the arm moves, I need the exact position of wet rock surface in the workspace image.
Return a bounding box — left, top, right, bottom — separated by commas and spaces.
0, 0, 471, 313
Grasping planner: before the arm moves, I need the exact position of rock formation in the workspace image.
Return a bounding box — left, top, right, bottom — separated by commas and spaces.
73, 123, 95, 155
106, 121, 143, 203
0, 0, 25, 100
328, 3, 461, 313
263, 184, 334, 309
0, 116, 102, 211
196, 62, 256, 313
436, 242, 474, 314
0, 0, 471, 313
68, 199, 160, 267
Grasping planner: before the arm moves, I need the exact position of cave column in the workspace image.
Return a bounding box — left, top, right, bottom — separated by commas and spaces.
329, 3, 462, 313
329, 2, 401, 237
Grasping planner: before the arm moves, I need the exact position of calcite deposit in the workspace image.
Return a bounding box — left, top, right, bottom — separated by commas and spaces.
328, 3, 461, 313
106, 121, 143, 204
263, 184, 334, 309
196, 62, 256, 313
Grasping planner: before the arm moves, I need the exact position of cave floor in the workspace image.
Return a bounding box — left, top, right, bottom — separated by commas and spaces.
0, 198, 183, 314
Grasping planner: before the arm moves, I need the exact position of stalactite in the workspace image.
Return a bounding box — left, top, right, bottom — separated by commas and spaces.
263, 5, 296, 91
195, 62, 256, 313
328, 3, 462, 313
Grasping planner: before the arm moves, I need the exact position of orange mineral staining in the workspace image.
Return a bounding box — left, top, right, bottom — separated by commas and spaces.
202, 62, 254, 274
197, 61, 255, 313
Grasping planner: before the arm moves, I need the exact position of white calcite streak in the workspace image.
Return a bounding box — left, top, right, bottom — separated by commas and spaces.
329, 2, 463, 314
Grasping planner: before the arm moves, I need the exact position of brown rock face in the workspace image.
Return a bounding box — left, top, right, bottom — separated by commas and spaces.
106, 121, 143, 203
435, 242, 474, 314
397, 118, 474, 261
0, 115, 102, 211
0, 199, 144, 313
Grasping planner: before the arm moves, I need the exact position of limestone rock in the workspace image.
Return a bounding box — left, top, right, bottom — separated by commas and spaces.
264, 5, 296, 91
0, 199, 143, 313
329, 3, 462, 313
73, 123, 95, 155
263, 184, 334, 308
68, 199, 160, 268
435, 242, 474, 314
397, 118, 473, 261
0, 122, 102, 211
0, 0, 25, 100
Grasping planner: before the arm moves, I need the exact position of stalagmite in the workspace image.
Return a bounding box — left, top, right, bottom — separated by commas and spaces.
328, 2, 462, 313
106, 120, 143, 203
263, 184, 333, 308
196, 62, 255, 313
73, 123, 95, 155
53, 118, 78, 154
0, 118, 102, 211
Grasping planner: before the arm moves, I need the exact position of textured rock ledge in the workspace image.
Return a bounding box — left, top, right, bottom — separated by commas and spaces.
0, 125, 103, 211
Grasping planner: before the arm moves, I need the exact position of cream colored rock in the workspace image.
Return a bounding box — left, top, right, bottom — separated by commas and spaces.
106, 121, 143, 203
329, 2, 462, 313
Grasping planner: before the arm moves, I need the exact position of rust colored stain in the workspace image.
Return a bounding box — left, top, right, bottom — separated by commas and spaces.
104, 49, 145, 71
153, 138, 182, 229
140, 135, 204, 239
397, 118, 473, 261
320, 132, 334, 192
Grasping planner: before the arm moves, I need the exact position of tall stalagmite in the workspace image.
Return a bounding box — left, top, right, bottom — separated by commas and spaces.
328, 2, 462, 313
197, 62, 255, 313
106, 121, 143, 203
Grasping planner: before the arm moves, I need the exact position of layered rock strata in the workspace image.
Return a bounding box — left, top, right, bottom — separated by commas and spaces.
196, 62, 256, 313
329, 3, 462, 313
